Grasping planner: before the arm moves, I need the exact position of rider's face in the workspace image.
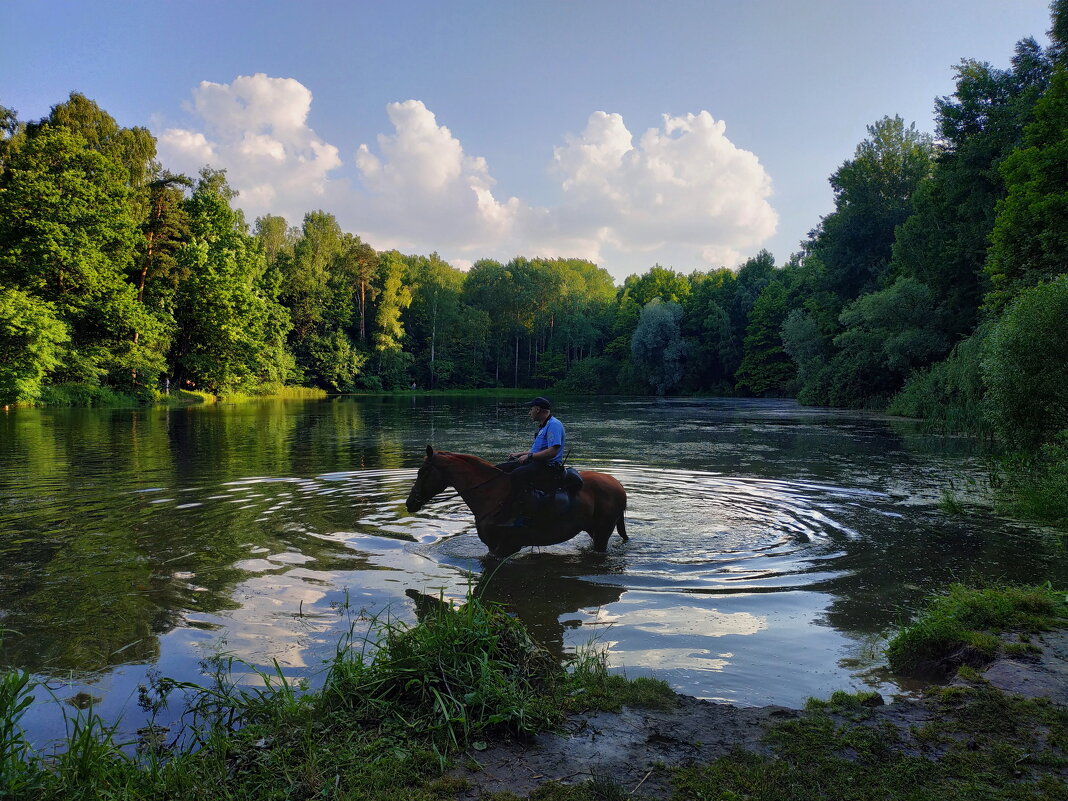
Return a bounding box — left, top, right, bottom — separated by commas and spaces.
528, 405, 541, 422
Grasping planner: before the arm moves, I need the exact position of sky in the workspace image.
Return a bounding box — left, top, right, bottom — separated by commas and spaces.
1, 0, 1056, 283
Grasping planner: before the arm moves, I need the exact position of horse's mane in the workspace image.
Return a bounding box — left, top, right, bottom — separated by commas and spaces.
432, 450, 502, 473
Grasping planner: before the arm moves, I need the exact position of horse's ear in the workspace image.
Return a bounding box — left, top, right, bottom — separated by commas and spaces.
425, 444, 434, 460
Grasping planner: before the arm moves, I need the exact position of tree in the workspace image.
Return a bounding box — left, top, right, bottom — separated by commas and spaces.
825, 278, 948, 407
893, 39, 1052, 338
0, 289, 68, 403
285, 210, 343, 339
170, 169, 293, 393
984, 63, 1068, 311
983, 276, 1068, 449
631, 299, 686, 395
735, 282, 795, 396
404, 253, 462, 388
372, 251, 413, 388
0, 125, 164, 387
809, 116, 934, 304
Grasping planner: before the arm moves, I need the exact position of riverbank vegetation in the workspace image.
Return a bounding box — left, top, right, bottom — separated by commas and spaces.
2, 584, 1065, 800
0, 591, 674, 800
3, 6, 1068, 520
886, 583, 1068, 677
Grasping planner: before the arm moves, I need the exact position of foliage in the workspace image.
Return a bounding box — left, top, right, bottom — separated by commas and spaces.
985, 63, 1068, 312
630, 298, 686, 395
995, 428, 1068, 526
888, 325, 991, 436
982, 276, 1068, 449
0, 289, 68, 404
735, 281, 794, 396
886, 583, 1068, 677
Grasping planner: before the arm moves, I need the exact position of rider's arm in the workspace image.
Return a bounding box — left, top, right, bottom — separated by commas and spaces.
521, 444, 559, 463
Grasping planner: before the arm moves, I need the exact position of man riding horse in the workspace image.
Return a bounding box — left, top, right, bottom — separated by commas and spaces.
497, 396, 564, 526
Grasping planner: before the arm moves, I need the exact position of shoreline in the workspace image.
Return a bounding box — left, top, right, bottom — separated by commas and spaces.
451, 629, 1068, 798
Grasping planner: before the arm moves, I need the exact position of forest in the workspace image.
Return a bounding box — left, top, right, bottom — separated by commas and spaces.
1, 5, 1067, 520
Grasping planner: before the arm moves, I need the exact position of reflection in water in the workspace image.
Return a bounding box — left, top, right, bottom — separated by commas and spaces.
1, 397, 1066, 743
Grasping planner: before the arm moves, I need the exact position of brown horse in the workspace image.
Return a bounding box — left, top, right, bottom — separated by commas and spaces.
405, 446, 628, 557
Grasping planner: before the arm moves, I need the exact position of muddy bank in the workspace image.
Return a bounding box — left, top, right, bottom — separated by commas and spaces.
451, 630, 1068, 798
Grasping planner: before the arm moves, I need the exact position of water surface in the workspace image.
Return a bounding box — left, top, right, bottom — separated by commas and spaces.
1, 396, 1064, 744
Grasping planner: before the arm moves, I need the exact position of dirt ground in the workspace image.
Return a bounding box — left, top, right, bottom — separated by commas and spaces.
449, 630, 1068, 799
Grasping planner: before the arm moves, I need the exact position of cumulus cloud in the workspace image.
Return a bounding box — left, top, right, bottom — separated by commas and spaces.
546, 111, 778, 268
352, 100, 521, 253
158, 74, 342, 217
156, 73, 777, 277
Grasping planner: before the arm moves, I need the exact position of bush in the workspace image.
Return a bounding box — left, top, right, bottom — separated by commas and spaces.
996, 428, 1068, 526
37, 382, 138, 407
0, 289, 68, 405
888, 325, 991, 436
983, 276, 1068, 449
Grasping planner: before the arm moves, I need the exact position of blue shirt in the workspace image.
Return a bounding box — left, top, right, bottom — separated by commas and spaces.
531, 415, 565, 465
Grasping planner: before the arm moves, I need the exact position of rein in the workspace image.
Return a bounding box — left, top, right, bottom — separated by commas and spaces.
434, 454, 511, 524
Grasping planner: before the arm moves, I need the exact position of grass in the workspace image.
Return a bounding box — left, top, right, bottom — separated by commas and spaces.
886, 583, 1068, 678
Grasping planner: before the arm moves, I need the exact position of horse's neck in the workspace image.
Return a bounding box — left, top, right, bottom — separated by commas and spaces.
441, 454, 509, 518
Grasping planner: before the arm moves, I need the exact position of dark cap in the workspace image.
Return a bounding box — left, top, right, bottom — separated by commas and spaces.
524, 396, 552, 409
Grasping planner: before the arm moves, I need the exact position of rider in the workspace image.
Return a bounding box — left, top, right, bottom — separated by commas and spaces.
500, 396, 565, 525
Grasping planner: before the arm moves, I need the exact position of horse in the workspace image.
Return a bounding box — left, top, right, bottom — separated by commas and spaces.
405, 446, 628, 557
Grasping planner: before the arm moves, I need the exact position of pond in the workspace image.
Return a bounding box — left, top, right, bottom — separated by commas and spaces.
2, 396, 1065, 745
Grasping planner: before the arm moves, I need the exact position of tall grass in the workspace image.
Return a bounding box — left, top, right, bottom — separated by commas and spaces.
322, 594, 561, 753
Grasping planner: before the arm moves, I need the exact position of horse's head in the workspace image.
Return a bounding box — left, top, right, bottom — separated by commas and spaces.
405, 445, 450, 513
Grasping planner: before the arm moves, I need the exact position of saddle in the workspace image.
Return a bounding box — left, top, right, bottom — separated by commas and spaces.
524, 467, 583, 522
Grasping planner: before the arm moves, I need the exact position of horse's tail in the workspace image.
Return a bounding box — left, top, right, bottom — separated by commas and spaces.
615, 513, 628, 541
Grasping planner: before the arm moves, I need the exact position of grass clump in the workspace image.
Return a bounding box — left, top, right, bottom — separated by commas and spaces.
562, 647, 677, 713
886, 583, 1068, 678
322, 593, 563, 753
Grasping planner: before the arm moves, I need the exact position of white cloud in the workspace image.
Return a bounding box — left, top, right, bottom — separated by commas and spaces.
351, 100, 520, 254
157, 74, 777, 278
158, 74, 341, 219
546, 110, 778, 269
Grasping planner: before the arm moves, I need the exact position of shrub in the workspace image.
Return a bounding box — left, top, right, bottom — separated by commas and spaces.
983, 276, 1068, 449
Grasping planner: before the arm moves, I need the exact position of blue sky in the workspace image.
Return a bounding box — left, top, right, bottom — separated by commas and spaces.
1, 1, 1055, 282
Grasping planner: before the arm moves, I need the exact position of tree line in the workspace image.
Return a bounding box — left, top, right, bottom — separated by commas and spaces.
2, 5, 1067, 489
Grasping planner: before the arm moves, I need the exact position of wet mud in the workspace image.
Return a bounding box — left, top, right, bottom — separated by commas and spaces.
450, 630, 1068, 799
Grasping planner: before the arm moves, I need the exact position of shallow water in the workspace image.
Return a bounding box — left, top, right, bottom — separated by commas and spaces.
1, 396, 1065, 744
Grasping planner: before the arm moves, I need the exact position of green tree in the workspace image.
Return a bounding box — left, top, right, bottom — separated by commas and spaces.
170, 169, 293, 393
809, 116, 935, 304
826, 278, 948, 408
404, 253, 462, 388
892, 39, 1051, 339
0, 125, 165, 388
983, 276, 1068, 449
985, 63, 1068, 311
735, 282, 795, 396
631, 298, 686, 395
0, 289, 68, 403
371, 250, 413, 388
